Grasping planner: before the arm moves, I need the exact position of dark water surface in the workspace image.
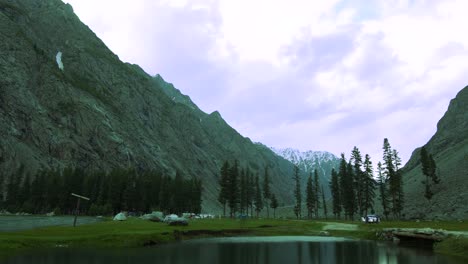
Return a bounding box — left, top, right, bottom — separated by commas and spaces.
1, 236, 464, 264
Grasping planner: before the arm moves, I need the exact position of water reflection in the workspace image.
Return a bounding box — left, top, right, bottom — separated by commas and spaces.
2, 237, 464, 264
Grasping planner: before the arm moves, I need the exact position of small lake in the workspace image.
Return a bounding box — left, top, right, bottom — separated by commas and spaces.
1, 236, 464, 264
0, 216, 103, 232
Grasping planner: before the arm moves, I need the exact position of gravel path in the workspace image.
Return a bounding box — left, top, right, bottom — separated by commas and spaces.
321, 222, 359, 231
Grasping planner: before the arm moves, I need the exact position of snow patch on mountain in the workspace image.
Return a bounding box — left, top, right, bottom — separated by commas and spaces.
271, 147, 339, 173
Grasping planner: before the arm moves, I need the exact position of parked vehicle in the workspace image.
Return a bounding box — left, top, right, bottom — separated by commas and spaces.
361, 214, 380, 223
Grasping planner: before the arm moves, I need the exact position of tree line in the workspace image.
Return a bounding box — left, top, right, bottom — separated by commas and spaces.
218, 160, 279, 218
0, 166, 202, 216
292, 166, 328, 220
328, 138, 405, 220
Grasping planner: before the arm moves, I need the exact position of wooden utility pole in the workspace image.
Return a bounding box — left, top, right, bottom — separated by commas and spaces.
71, 193, 90, 227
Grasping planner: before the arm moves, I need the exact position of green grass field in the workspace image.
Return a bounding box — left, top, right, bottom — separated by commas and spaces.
0, 218, 467, 259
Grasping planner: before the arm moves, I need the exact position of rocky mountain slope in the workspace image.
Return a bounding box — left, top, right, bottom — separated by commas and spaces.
271, 148, 340, 197
0, 0, 299, 212
401, 86, 468, 220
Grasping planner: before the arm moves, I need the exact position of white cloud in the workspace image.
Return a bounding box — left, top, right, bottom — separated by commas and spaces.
63, 0, 468, 165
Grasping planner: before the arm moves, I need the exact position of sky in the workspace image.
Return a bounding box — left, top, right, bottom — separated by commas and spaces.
63, 0, 468, 164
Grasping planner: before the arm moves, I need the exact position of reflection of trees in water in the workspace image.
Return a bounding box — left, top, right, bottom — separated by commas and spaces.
5, 239, 463, 264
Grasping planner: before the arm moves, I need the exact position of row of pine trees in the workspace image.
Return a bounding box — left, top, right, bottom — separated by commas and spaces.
325, 138, 404, 220
292, 166, 328, 219
218, 160, 328, 219
0, 166, 202, 216
218, 160, 279, 218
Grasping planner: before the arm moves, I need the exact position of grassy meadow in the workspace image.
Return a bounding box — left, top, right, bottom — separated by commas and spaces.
0, 217, 467, 259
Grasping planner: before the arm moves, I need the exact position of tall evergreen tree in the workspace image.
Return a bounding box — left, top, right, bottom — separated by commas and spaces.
254, 174, 263, 217
247, 170, 255, 217
321, 185, 328, 220
351, 146, 364, 216
123, 172, 139, 213
6, 166, 23, 212
362, 154, 376, 216
420, 147, 440, 201
30, 170, 47, 213
293, 165, 302, 219
18, 173, 31, 211
306, 173, 314, 219
270, 193, 278, 218
263, 166, 271, 218
159, 175, 172, 214
393, 149, 404, 218
377, 162, 390, 220
239, 168, 247, 214
189, 177, 203, 214
329, 168, 341, 219
339, 154, 356, 220
313, 169, 320, 218
218, 161, 230, 217
227, 160, 240, 217
382, 138, 404, 219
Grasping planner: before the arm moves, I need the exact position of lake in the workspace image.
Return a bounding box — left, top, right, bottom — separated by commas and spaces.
1, 236, 464, 264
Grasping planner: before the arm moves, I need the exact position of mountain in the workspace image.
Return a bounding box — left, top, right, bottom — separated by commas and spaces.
401, 86, 468, 220
271, 147, 340, 197
0, 0, 298, 212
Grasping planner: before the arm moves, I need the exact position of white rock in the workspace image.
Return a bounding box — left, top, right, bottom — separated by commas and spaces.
56, 51, 64, 71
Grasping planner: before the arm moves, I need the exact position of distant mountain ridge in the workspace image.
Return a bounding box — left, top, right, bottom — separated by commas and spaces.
271, 147, 340, 197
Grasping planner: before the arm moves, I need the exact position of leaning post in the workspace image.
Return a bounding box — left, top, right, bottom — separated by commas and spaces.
71, 193, 90, 227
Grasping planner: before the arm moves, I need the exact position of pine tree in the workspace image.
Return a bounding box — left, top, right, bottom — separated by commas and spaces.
351, 146, 364, 216
393, 149, 404, 218
218, 161, 230, 217
321, 185, 328, 220
293, 165, 302, 219
420, 147, 440, 201
377, 162, 390, 220
189, 177, 202, 214
263, 166, 271, 218
30, 170, 47, 213
270, 193, 278, 218
227, 160, 240, 218
123, 172, 139, 213
339, 154, 355, 220
329, 168, 341, 219
254, 174, 263, 217
306, 173, 314, 219
239, 168, 247, 214
18, 173, 32, 212
313, 169, 320, 218
382, 138, 404, 219
173, 171, 185, 214
362, 154, 376, 216
6, 166, 23, 212
247, 170, 255, 217
159, 175, 172, 214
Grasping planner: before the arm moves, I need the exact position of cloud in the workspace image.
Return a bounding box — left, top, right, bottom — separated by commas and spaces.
64, 0, 468, 166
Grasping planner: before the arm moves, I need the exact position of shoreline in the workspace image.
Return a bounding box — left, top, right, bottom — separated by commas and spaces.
0, 218, 466, 260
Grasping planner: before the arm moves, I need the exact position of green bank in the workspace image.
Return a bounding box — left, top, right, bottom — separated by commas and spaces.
1, 218, 467, 260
